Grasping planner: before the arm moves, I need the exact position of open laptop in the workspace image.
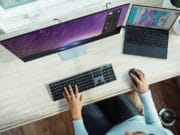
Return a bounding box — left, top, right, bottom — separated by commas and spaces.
123, 5, 180, 59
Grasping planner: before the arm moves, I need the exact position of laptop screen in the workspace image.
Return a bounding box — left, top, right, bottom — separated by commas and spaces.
0, 4, 130, 62
127, 5, 180, 30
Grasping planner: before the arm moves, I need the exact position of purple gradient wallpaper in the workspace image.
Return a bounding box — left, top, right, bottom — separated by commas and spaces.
0, 4, 129, 61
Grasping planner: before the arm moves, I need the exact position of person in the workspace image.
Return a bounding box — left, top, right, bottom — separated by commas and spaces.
63, 69, 173, 135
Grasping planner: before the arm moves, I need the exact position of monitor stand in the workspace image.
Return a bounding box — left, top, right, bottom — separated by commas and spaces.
59, 46, 87, 61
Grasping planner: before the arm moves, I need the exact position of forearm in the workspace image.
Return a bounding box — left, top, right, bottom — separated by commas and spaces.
73, 119, 88, 135
140, 90, 162, 127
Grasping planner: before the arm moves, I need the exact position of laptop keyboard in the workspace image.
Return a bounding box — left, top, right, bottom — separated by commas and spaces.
126, 27, 168, 48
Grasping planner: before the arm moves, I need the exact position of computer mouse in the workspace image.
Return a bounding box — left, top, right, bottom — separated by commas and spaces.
129, 68, 139, 79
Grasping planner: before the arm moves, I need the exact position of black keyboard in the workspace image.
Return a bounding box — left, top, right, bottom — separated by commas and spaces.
126, 26, 168, 48
48, 64, 116, 101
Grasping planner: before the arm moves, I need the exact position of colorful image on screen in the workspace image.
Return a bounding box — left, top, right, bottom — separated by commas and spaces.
127, 5, 179, 30
0, 4, 130, 61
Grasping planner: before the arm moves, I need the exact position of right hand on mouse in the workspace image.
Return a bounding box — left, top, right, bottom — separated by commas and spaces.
130, 69, 149, 94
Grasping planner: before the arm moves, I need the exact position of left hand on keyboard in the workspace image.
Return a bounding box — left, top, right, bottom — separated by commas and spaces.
63, 85, 83, 120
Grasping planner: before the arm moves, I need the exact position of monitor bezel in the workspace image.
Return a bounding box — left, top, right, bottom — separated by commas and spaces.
0, 3, 130, 62
126, 4, 180, 30
22, 28, 121, 61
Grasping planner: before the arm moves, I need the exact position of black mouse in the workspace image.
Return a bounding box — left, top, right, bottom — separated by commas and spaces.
129, 68, 139, 79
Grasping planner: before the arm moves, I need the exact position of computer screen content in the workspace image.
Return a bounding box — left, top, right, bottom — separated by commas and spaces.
0, 4, 130, 62
127, 5, 179, 30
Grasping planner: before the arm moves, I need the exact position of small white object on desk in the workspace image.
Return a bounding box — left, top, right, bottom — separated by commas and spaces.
162, 0, 180, 34
173, 16, 180, 35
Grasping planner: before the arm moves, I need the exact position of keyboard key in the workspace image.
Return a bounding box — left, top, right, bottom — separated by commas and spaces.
126, 27, 168, 48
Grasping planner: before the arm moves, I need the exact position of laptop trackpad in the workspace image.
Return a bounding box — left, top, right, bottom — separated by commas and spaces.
136, 45, 155, 57
136, 45, 167, 59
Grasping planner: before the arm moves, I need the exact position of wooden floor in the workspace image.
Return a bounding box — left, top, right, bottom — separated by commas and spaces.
1, 77, 180, 135
150, 77, 180, 135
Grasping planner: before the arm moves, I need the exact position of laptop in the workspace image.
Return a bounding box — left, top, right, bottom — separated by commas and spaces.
123, 5, 180, 59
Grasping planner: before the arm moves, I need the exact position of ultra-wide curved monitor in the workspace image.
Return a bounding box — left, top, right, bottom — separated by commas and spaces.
0, 4, 130, 62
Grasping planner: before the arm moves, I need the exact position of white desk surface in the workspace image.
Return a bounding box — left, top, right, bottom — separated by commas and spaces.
0, 0, 180, 132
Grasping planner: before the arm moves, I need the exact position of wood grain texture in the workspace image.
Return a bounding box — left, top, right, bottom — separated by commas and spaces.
150, 77, 180, 135
0, 111, 74, 135
1, 29, 179, 132
22, 111, 74, 135
1, 78, 179, 135
1, 0, 180, 132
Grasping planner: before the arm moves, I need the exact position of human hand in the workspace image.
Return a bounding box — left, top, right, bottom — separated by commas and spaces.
130, 69, 149, 94
63, 85, 83, 120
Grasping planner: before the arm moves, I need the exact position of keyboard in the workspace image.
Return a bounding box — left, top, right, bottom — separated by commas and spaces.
126, 26, 168, 48
48, 64, 116, 101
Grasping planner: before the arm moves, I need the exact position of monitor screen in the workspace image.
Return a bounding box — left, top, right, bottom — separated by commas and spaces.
0, 4, 130, 62
127, 5, 180, 30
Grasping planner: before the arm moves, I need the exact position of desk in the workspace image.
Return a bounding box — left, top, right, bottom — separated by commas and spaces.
0, 0, 180, 132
